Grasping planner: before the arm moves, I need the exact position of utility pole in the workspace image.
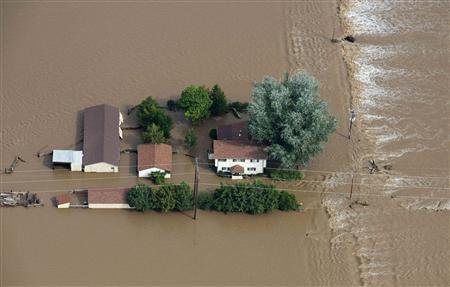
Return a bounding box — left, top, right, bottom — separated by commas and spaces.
348, 109, 356, 140
349, 173, 355, 199
193, 157, 199, 220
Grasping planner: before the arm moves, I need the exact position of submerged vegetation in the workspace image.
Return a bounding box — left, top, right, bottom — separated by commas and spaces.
127, 182, 193, 212
269, 169, 304, 181
198, 181, 300, 214
248, 72, 337, 168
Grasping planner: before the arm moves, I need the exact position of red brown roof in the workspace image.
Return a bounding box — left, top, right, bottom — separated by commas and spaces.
56, 194, 71, 205
83, 104, 120, 166
137, 144, 172, 172
217, 121, 249, 141
88, 188, 129, 204
213, 140, 267, 159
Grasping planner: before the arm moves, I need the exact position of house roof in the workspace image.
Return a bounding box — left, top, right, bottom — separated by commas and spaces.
137, 144, 172, 172
83, 104, 120, 166
88, 188, 129, 204
56, 193, 71, 205
213, 140, 267, 159
230, 164, 244, 174
217, 121, 249, 141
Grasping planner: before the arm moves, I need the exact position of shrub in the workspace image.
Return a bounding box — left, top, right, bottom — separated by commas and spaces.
184, 129, 197, 151
179, 85, 212, 124
127, 184, 152, 211
209, 84, 228, 116
150, 171, 166, 185
154, 184, 176, 212
269, 169, 304, 181
209, 128, 218, 140
143, 124, 166, 144
172, 182, 194, 211
277, 191, 299, 211
137, 96, 173, 139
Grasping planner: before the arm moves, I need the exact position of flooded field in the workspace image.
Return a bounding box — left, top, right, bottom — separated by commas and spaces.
1, 0, 449, 286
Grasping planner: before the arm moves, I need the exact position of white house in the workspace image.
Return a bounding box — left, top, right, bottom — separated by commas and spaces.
88, 188, 131, 209
83, 104, 122, 173
52, 150, 83, 171
137, 144, 172, 178
212, 140, 267, 179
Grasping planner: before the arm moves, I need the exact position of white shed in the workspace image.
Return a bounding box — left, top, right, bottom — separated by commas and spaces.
52, 150, 83, 171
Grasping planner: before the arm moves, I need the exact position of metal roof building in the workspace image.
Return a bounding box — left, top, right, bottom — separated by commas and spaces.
52, 150, 83, 171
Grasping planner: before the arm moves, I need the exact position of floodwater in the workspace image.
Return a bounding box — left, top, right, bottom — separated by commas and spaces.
0, 0, 449, 286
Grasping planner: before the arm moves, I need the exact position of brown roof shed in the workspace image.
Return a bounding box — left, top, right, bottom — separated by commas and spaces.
88, 188, 129, 204
83, 104, 120, 166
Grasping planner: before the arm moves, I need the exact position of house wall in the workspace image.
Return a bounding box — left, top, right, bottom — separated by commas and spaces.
138, 167, 171, 178
84, 162, 118, 173
70, 163, 82, 171
214, 158, 266, 175
88, 203, 131, 209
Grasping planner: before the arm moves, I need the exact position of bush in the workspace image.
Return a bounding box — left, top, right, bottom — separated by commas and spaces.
143, 124, 166, 144
167, 100, 178, 111
209, 128, 217, 140
209, 84, 228, 116
150, 171, 166, 185
269, 169, 304, 181
172, 182, 194, 211
185, 129, 197, 151
137, 96, 173, 139
154, 185, 176, 212
277, 191, 299, 211
127, 184, 152, 211
197, 181, 296, 214
228, 101, 249, 113
179, 85, 212, 124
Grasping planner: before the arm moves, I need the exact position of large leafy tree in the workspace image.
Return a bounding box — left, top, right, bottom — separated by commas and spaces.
179, 85, 212, 124
127, 184, 152, 212
209, 84, 228, 116
248, 72, 337, 168
137, 97, 173, 139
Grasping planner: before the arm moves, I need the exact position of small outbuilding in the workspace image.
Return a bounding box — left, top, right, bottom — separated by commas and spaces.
137, 144, 172, 178
88, 188, 131, 209
52, 150, 83, 171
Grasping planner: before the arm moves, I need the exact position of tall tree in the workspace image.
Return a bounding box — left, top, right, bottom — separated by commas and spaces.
248, 72, 337, 168
209, 84, 228, 116
184, 129, 197, 151
179, 85, 212, 124
142, 124, 166, 144
137, 96, 173, 139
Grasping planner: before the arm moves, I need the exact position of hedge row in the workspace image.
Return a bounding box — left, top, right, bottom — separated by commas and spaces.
127, 182, 193, 212
198, 181, 300, 214
269, 169, 304, 181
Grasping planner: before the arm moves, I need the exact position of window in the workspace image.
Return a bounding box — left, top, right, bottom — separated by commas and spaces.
232, 159, 237, 162
218, 159, 227, 162
222, 167, 230, 171
250, 159, 259, 163
239, 159, 245, 162
247, 167, 256, 171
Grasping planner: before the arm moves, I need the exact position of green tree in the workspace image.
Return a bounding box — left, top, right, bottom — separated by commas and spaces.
127, 184, 151, 212
209, 84, 228, 116
184, 129, 197, 151
179, 85, 212, 124
137, 96, 173, 139
248, 72, 337, 168
172, 182, 194, 211
142, 124, 166, 144
154, 184, 176, 212
149, 171, 166, 185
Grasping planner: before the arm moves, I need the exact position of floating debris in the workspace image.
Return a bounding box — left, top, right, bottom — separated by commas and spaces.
4, 156, 26, 174
1, 191, 43, 207
368, 159, 379, 174
344, 35, 356, 43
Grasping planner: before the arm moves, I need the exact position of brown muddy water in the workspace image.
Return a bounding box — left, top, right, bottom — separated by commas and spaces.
0, 1, 449, 286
